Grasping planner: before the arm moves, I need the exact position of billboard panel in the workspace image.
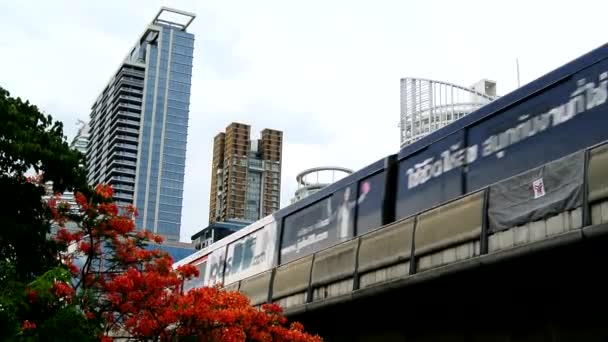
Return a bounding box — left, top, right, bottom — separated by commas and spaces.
280, 196, 332, 264
280, 183, 362, 264
395, 131, 465, 220
466, 60, 608, 191
224, 222, 277, 285
356, 172, 386, 234
329, 184, 357, 241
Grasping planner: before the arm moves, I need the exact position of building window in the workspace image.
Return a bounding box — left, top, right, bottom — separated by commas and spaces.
244, 170, 262, 221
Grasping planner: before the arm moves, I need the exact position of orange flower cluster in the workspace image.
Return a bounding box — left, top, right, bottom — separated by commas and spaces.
168, 288, 321, 342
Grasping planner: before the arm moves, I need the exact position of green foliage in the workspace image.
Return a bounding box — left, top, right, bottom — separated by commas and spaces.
19, 306, 99, 342
0, 261, 25, 339
27, 267, 71, 303
0, 86, 86, 188
0, 85, 87, 282
0, 86, 91, 340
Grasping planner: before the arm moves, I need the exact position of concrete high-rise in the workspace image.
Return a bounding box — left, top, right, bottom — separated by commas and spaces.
86, 7, 196, 242
209, 122, 283, 224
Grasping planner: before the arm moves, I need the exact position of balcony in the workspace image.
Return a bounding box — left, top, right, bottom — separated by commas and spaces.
118, 94, 143, 103
114, 110, 140, 120
110, 134, 138, 144
116, 126, 140, 135
111, 150, 138, 160
117, 102, 142, 111
113, 192, 134, 202
113, 183, 135, 192
111, 159, 137, 167
110, 176, 135, 184
111, 166, 136, 175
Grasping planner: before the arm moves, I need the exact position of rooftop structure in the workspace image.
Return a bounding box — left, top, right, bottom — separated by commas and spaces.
290, 166, 354, 204
399, 78, 498, 147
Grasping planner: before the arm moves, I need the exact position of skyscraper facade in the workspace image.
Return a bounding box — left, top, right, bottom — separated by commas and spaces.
209, 122, 283, 224
86, 7, 196, 242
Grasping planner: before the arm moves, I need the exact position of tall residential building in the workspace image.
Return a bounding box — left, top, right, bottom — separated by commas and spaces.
86, 7, 196, 242
209, 122, 283, 224
399, 78, 498, 148
71, 120, 89, 155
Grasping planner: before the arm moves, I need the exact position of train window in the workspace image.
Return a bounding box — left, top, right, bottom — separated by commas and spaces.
355, 171, 386, 235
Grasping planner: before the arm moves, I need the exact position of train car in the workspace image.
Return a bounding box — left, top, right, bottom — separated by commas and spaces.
175, 41, 608, 294
173, 155, 397, 287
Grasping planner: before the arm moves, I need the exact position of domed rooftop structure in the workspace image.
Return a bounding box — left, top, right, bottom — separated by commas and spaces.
290, 166, 353, 204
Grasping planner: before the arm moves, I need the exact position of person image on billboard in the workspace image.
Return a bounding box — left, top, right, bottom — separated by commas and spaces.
329, 182, 370, 241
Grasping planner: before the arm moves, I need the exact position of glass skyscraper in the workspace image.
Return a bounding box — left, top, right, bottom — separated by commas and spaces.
87, 8, 195, 242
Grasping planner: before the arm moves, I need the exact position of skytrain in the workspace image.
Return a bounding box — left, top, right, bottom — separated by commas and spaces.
174, 42, 608, 294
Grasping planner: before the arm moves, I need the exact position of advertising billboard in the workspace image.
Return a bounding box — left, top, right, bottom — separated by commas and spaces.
466, 60, 608, 192
280, 183, 362, 264
395, 131, 465, 220
329, 184, 358, 241
224, 222, 277, 285
355, 172, 386, 234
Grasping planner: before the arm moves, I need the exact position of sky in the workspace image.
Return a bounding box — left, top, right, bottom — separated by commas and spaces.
1, 0, 607, 242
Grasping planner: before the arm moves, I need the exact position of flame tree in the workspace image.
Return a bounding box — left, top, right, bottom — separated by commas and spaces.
23, 183, 322, 341
1, 86, 321, 341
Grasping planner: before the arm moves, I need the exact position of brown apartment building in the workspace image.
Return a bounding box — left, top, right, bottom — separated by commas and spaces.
208, 122, 283, 224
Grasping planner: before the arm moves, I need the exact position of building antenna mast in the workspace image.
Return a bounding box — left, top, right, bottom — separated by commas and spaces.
516, 58, 521, 88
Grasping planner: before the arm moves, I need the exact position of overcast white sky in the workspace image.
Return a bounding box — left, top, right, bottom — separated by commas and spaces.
1, 0, 607, 242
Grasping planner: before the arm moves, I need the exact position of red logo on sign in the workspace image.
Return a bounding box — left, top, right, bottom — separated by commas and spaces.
533, 178, 545, 199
